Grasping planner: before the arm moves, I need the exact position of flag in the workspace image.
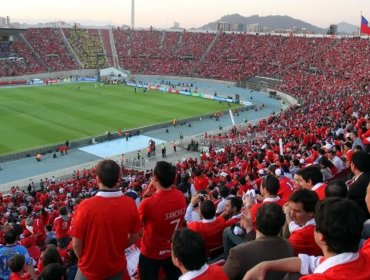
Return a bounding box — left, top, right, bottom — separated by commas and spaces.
361, 16, 370, 35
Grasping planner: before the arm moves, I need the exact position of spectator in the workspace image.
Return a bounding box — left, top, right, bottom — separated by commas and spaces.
347, 151, 370, 219
223, 203, 293, 280
0, 229, 37, 280
44, 225, 55, 245
325, 179, 348, 198
53, 206, 70, 249
220, 196, 243, 227
138, 161, 187, 280
38, 263, 66, 280
171, 228, 228, 279
216, 186, 232, 215
250, 175, 283, 224
71, 159, 141, 280
300, 166, 326, 200
283, 189, 322, 256
8, 254, 28, 280
327, 150, 344, 173
243, 198, 369, 280
187, 199, 225, 255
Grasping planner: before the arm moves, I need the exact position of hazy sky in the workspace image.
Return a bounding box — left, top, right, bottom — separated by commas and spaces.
1, 0, 369, 28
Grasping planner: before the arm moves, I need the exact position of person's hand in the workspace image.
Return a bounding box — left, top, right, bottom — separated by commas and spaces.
283, 202, 291, 215
243, 195, 254, 208
190, 194, 200, 206
255, 194, 263, 202
243, 262, 267, 280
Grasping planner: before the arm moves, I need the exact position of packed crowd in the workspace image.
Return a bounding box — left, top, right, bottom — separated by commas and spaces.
1, 29, 370, 280
63, 28, 107, 69
23, 28, 77, 72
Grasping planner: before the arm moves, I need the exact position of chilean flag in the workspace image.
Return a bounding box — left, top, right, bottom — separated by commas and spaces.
361, 16, 370, 35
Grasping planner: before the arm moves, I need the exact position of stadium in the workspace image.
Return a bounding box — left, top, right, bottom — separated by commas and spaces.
0, 2, 370, 280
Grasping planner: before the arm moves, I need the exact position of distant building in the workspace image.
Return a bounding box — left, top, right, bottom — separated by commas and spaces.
0, 16, 9, 27
232, 23, 244, 32
217, 21, 231, 32
173, 21, 180, 29
246, 23, 263, 33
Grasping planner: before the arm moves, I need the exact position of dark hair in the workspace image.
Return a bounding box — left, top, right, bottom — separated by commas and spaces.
45, 224, 53, 231
47, 238, 58, 247
261, 175, 280, 196
59, 206, 67, 216
38, 263, 66, 280
228, 196, 243, 212
300, 166, 323, 186
351, 151, 370, 173
315, 198, 363, 254
8, 254, 25, 273
219, 186, 229, 198
289, 189, 318, 213
172, 228, 206, 271
239, 177, 246, 186
154, 161, 176, 188
200, 200, 216, 220
325, 179, 348, 198
319, 156, 334, 169
42, 245, 63, 267
96, 159, 120, 188
5, 229, 17, 244
256, 203, 285, 236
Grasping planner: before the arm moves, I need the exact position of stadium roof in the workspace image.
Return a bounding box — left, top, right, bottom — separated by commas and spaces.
0, 28, 27, 36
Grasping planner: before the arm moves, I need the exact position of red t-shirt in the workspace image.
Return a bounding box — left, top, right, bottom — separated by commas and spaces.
300, 241, 370, 280
250, 198, 284, 225
53, 216, 71, 239
278, 177, 294, 205
313, 183, 327, 201
10, 273, 30, 280
289, 224, 322, 256
70, 190, 141, 280
192, 265, 228, 280
139, 187, 187, 260
187, 217, 225, 253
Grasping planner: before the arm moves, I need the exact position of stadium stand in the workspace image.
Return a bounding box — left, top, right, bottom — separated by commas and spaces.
63, 28, 107, 69
23, 28, 77, 72
0, 28, 370, 279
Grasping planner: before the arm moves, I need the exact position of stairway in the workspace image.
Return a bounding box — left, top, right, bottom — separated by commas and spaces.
191, 31, 220, 75
58, 28, 83, 68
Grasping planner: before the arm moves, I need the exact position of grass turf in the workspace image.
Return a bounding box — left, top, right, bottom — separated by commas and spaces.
0, 83, 239, 155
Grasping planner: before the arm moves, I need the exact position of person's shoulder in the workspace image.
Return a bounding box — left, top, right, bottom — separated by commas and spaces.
205, 264, 228, 279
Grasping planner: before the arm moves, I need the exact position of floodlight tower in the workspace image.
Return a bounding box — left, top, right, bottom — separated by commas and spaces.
131, 0, 135, 30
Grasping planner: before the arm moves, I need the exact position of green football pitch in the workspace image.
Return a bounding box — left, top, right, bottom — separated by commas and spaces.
0, 83, 240, 155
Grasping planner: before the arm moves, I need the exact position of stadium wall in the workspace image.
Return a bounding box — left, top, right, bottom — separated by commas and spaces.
0, 69, 98, 82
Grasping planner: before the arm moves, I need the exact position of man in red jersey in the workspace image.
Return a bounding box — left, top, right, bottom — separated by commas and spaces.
300, 165, 327, 200
243, 198, 370, 280
52, 206, 70, 249
172, 228, 228, 280
187, 199, 225, 254
284, 189, 322, 256
139, 161, 187, 280
71, 159, 141, 280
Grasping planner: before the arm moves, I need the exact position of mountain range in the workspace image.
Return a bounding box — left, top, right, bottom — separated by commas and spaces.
200, 14, 359, 34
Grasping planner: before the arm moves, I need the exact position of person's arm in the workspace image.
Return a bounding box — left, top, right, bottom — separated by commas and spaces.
72, 237, 84, 260
185, 194, 200, 222
243, 257, 301, 280
127, 230, 142, 247
26, 264, 37, 280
